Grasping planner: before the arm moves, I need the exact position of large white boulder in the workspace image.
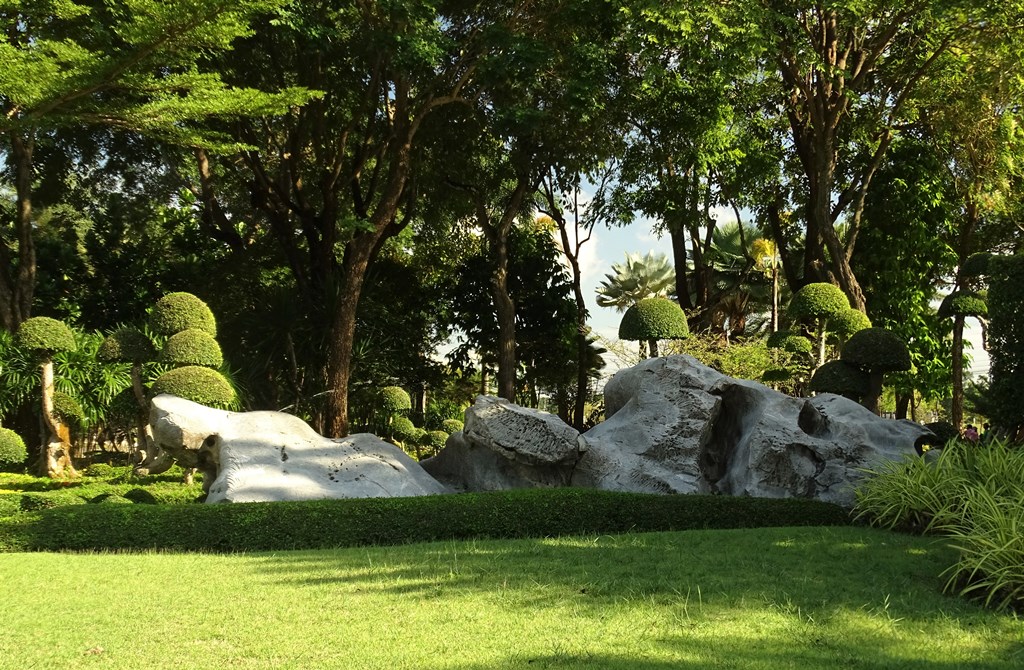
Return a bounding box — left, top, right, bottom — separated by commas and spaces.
149, 395, 449, 503
574, 356, 930, 506
420, 395, 583, 491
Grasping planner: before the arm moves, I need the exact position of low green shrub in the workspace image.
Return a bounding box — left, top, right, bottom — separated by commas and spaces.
0, 427, 27, 466
84, 463, 116, 478
855, 440, 1024, 610
90, 493, 134, 505
20, 491, 87, 512
441, 419, 464, 434
0, 494, 21, 518
9, 489, 850, 553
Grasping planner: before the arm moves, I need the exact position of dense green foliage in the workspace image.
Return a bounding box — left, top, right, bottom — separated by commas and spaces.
150, 292, 217, 337
441, 419, 464, 434
987, 255, 1024, 434
830, 308, 872, 340
15, 316, 76, 354
151, 366, 236, 408
0, 488, 849, 553
855, 440, 1024, 609
0, 427, 27, 466
161, 328, 224, 367
51, 390, 85, 428
618, 297, 689, 341
765, 331, 813, 355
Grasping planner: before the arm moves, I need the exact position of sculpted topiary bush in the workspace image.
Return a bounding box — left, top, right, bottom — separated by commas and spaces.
808, 360, 869, 400
390, 416, 417, 442
151, 366, 236, 408
379, 386, 412, 415
938, 291, 988, 318
441, 419, 464, 434
97, 327, 155, 363
15, 316, 76, 354
841, 327, 911, 414
52, 391, 85, 429
766, 331, 813, 355
788, 283, 850, 366
0, 427, 27, 466
161, 329, 224, 367
831, 308, 872, 342
619, 297, 689, 358
151, 292, 217, 336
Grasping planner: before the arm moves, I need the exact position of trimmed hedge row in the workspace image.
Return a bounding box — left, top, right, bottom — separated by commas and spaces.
1, 488, 851, 553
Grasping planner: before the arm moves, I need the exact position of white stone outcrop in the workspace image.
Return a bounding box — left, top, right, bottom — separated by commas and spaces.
421, 396, 582, 491
149, 395, 448, 503
576, 356, 928, 506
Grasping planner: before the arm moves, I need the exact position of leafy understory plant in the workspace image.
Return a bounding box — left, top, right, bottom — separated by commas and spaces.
855, 440, 1024, 610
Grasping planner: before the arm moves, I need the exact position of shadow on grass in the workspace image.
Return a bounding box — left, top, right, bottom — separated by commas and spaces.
247, 526, 1024, 668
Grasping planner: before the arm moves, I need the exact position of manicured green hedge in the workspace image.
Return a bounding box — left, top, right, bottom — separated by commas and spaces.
1, 489, 850, 553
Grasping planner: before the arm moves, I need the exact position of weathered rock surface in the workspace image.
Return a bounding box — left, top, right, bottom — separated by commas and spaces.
421, 396, 582, 491
429, 356, 929, 507
578, 356, 929, 506
150, 395, 449, 503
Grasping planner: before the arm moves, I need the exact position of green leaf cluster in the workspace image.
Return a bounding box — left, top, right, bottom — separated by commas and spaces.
788, 283, 850, 322
378, 386, 412, 415
987, 255, 1024, 432
938, 291, 988, 318
842, 328, 912, 373
97, 327, 155, 363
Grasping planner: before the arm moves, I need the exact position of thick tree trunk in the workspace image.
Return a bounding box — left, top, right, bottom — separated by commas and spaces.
491, 249, 517, 403
0, 132, 37, 332
648, 338, 659, 358
325, 235, 376, 437
863, 372, 884, 416
37, 360, 76, 478
951, 314, 965, 431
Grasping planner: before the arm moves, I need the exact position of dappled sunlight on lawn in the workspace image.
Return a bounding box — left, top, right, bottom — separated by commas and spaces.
2, 526, 1022, 669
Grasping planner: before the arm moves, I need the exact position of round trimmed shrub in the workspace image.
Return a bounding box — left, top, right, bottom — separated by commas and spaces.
761, 368, 793, 384
441, 419, 464, 434
52, 391, 85, 428
161, 328, 224, 367
765, 331, 813, 355
841, 328, 912, 373
938, 291, 988, 318
20, 491, 87, 511
90, 493, 134, 505
960, 252, 992, 278
830, 308, 872, 340
924, 421, 958, 447
151, 366, 236, 408
150, 292, 217, 336
84, 463, 116, 478
97, 326, 155, 363
391, 416, 417, 442
379, 386, 412, 414
618, 297, 689, 341
788, 283, 850, 322
0, 427, 27, 466
409, 427, 428, 445
16, 316, 76, 354
426, 430, 449, 451
808, 360, 869, 398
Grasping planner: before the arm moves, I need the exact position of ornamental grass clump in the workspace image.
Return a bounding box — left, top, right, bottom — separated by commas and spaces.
855, 440, 1024, 610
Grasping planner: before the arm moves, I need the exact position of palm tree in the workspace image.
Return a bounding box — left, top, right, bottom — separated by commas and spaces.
595, 252, 676, 312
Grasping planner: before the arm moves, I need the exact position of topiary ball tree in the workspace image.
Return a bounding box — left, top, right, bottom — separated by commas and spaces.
618, 297, 689, 358
0, 427, 27, 468
379, 386, 412, 415
787, 283, 851, 367
161, 328, 224, 368
441, 418, 464, 434
97, 326, 155, 364
150, 292, 217, 336
390, 416, 417, 444
766, 330, 813, 356
15, 316, 78, 478
938, 290, 989, 431
830, 308, 872, 345
841, 327, 912, 415
151, 366, 236, 409
808, 360, 870, 401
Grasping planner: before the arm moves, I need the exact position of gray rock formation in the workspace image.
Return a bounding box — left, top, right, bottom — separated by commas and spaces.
149, 395, 449, 503
421, 396, 582, 491
430, 356, 929, 507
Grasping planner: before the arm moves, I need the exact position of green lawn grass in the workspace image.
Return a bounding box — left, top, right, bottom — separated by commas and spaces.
2, 525, 1021, 669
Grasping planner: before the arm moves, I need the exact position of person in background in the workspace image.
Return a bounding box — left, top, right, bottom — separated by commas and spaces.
964, 424, 980, 443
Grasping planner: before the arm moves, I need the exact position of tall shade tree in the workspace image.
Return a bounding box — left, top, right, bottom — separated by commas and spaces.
200, 0, 604, 432
750, 0, 1023, 310
0, 0, 311, 332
